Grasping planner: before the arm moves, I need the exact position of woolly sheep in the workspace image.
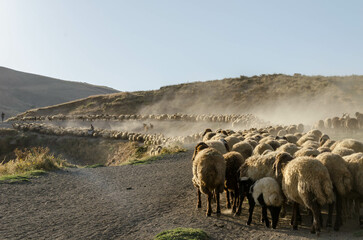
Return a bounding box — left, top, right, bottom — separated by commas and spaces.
316, 152, 353, 230
294, 148, 320, 158
284, 134, 298, 144
223, 151, 245, 213
343, 153, 363, 228
332, 147, 355, 157
253, 142, 274, 155
274, 156, 334, 235
277, 143, 300, 156
264, 140, 281, 150
343, 153, 363, 195
333, 139, 363, 153
224, 136, 241, 150
317, 147, 331, 153
192, 142, 226, 216
205, 139, 229, 154
232, 141, 253, 160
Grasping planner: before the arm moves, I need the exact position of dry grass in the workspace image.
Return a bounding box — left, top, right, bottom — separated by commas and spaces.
0, 147, 72, 176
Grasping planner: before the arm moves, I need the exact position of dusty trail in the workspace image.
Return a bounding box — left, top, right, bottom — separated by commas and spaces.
0, 150, 360, 240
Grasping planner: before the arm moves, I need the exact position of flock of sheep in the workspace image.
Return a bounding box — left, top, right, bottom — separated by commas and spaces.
8, 112, 363, 236
8, 113, 268, 129
314, 112, 363, 132
192, 126, 363, 236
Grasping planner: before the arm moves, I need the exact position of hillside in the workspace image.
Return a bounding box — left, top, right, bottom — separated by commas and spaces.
13, 74, 363, 125
0, 67, 118, 118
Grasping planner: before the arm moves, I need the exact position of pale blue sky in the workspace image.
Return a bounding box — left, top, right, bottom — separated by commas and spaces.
0, 0, 362, 91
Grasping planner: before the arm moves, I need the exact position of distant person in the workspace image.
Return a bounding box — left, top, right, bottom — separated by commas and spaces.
88, 124, 95, 136
1, 112, 4, 122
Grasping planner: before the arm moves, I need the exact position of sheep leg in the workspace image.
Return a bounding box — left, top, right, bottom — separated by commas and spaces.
269, 206, 281, 229
326, 202, 334, 228
310, 201, 321, 236
235, 192, 245, 216
197, 188, 202, 208
334, 192, 342, 231
296, 204, 302, 225
246, 194, 255, 226
257, 193, 269, 226
206, 192, 213, 216
262, 206, 270, 228
280, 201, 287, 218
216, 191, 221, 216
225, 189, 231, 209
292, 202, 299, 230
231, 191, 236, 213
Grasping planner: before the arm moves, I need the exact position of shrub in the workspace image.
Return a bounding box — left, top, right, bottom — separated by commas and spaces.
0, 147, 70, 176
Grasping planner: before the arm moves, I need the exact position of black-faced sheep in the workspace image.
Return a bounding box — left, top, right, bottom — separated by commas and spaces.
241, 177, 283, 229
192, 142, 226, 216
274, 156, 334, 235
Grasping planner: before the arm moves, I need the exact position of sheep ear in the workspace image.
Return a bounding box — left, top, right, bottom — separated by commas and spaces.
222, 139, 230, 152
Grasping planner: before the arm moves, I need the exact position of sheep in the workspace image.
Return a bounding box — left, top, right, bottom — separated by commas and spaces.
264, 140, 281, 150
332, 147, 355, 157
284, 134, 298, 144
333, 139, 363, 153
319, 134, 330, 146
205, 139, 229, 154
192, 142, 226, 216
231, 141, 253, 161
244, 138, 258, 148
241, 177, 283, 229
277, 143, 300, 156
202, 130, 216, 142
224, 135, 241, 150
294, 148, 320, 158
253, 142, 274, 155
236, 152, 293, 217
343, 153, 363, 228
322, 139, 336, 149
274, 156, 334, 235
317, 146, 331, 153
223, 151, 245, 213
316, 152, 353, 231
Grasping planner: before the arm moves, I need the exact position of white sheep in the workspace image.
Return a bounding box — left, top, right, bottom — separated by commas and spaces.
246, 177, 284, 229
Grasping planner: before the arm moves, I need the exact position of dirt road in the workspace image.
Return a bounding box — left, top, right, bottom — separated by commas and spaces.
0, 150, 360, 240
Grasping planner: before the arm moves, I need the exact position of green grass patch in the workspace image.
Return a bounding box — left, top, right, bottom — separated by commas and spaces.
354, 230, 363, 237
0, 170, 46, 183
83, 164, 105, 168
154, 227, 209, 240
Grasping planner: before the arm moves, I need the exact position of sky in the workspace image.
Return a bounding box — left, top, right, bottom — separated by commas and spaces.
0, 0, 362, 92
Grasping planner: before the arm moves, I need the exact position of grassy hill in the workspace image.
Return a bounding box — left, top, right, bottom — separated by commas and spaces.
0, 67, 118, 118
12, 74, 363, 125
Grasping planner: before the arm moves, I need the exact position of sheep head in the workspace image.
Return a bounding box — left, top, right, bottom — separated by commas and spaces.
202, 128, 212, 137
273, 152, 293, 184
192, 142, 209, 161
